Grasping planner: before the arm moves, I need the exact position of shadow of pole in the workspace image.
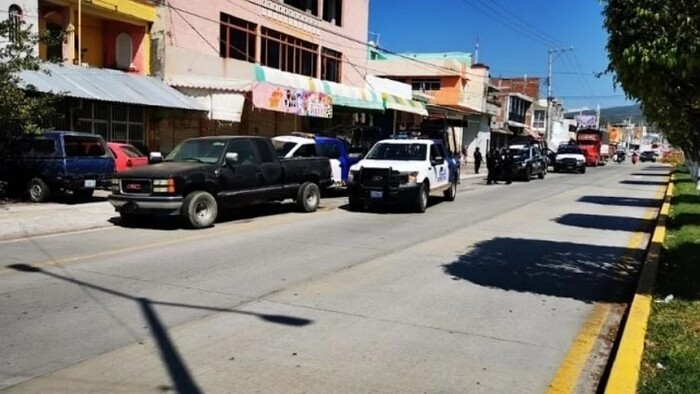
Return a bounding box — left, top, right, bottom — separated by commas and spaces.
138, 298, 202, 394
7, 264, 314, 393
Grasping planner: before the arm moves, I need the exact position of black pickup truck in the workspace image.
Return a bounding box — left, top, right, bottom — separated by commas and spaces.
108, 136, 332, 228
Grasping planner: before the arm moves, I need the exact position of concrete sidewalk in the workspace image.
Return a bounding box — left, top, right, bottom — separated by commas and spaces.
0, 191, 115, 241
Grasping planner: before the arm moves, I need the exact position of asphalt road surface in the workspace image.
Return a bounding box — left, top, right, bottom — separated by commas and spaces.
0, 163, 670, 393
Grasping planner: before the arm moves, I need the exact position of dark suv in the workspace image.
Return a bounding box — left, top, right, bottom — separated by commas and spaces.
1, 131, 114, 202
502, 144, 547, 182
640, 151, 657, 162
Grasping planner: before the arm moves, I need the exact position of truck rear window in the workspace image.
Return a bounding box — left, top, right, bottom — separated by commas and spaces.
64, 136, 108, 157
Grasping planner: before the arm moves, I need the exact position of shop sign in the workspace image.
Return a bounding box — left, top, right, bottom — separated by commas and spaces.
253, 83, 333, 118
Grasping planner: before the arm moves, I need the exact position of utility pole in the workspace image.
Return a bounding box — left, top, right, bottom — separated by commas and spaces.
545, 47, 573, 144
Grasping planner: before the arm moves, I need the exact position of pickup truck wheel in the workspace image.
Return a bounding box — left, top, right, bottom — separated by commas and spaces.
119, 212, 138, 226
27, 178, 50, 203
296, 182, 320, 213
580, 166, 587, 174
523, 166, 532, 182
443, 180, 457, 202
415, 183, 429, 213
182, 191, 218, 229
538, 168, 545, 179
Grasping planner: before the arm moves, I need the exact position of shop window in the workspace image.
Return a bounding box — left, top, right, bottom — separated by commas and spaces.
284, 0, 318, 16
115, 33, 133, 69
261, 27, 318, 77
322, 0, 342, 26
321, 47, 342, 82
8, 4, 22, 42
219, 13, 256, 62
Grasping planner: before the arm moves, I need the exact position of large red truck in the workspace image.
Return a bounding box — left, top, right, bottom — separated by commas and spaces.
576, 128, 610, 166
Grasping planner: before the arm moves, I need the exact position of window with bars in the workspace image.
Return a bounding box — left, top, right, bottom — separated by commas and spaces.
410, 79, 441, 92
261, 27, 318, 77
219, 13, 257, 62
321, 47, 342, 82
533, 110, 546, 129
8, 4, 22, 42
76, 102, 145, 145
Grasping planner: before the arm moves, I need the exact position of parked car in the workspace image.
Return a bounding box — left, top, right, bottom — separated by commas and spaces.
347, 139, 458, 213
553, 145, 587, 174
108, 142, 149, 172
1, 131, 114, 202
501, 144, 547, 182
640, 151, 657, 163
108, 136, 332, 228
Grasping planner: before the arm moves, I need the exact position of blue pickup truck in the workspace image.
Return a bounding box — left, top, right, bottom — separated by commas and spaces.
1, 131, 115, 202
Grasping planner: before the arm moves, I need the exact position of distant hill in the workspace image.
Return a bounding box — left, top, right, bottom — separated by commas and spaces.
566, 104, 645, 125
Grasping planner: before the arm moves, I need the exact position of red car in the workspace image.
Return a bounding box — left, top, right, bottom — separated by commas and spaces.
108, 142, 149, 172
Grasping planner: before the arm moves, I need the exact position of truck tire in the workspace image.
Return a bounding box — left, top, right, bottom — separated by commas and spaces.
119, 212, 138, 226
443, 179, 457, 201
538, 168, 545, 179
27, 177, 51, 203
181, 191, 218, 229
580, 166, 587, 174
415, 182, 429, 213
296, 182, 320, 213
348, 195, 363, 211
523, 166, 532, 182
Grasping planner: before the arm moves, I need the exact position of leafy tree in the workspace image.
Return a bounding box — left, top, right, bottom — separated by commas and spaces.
0, 17, 63, 196
603, 0, 700, 167
0, 18, 63, 135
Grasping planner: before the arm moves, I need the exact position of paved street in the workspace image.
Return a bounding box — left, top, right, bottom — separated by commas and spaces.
0, 163, 669, 393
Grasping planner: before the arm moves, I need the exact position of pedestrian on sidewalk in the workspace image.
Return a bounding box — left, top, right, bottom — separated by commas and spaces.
503, 149, 514, 185
486, 148, 499, 185
473, 147, 483, 174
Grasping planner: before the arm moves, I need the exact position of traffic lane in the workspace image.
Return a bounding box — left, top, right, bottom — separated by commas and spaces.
2, 164, 666, 393
0, 164, 653, 390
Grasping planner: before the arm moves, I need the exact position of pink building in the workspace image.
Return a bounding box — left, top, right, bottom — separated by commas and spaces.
152, 0, 375, 151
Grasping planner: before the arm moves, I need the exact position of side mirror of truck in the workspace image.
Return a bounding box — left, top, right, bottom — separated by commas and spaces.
225, 152, 239, 165
149, 152, 163, 164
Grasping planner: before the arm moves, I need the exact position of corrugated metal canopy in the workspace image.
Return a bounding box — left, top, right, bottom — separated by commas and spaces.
18, 63, 207, 111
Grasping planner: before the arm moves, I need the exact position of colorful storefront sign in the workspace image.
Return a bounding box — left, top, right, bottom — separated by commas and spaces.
252, 82, 332, 118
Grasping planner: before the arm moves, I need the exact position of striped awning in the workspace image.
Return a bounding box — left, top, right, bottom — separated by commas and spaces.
383, 94, 429, 116
253, 65, 384, 111
320, 80, 384, 111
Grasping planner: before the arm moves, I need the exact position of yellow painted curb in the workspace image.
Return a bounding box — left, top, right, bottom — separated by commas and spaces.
547, 188, 663, 394
604, 174, 674, 393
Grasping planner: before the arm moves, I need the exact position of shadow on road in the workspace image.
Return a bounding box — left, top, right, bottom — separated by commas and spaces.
629, 173, 670, 177
554, 213, 656, 232
577, 196, 662, 208
338, 197, 445, 215
442, 237, 639, 303
109, 202, 318, 230
642, 166, 672, 171
7, 264, 313, 392
619, 180, 669, 186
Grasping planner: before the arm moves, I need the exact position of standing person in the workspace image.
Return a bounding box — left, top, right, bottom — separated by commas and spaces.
473, 147, 483, 174
486, 148, 499, 185
503, 149, 514, 185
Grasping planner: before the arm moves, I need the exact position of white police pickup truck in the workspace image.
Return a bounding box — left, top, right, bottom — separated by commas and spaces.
346, 139, 458, 213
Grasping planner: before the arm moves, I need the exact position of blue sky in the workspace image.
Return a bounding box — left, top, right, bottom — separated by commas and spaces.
369, 0, 634, 110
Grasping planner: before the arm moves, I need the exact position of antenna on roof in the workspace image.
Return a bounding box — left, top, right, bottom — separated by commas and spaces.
474, 36, 480, 65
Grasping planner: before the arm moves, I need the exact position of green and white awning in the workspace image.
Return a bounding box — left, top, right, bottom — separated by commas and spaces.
253, 65, 384, 111
383, 94, 429, 116
320, 80, 384, 111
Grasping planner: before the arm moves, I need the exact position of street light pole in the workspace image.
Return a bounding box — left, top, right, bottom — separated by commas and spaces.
545, 47, 573, 144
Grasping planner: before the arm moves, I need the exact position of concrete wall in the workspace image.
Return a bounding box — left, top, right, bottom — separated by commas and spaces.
161, 0, 369, 87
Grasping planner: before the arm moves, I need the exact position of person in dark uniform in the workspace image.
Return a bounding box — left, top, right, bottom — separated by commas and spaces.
503, 149, 514, 185
473, 147, 483, 174
486, 148, 499, 185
